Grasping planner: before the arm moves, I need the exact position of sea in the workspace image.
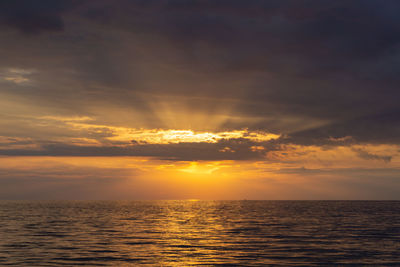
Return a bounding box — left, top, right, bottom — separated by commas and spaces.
0, 200, 399, 266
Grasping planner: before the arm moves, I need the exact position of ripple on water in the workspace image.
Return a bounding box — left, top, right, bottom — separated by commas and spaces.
0, 200, 399, 266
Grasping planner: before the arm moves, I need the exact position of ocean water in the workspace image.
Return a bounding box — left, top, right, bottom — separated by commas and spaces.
0, 201, 399, 266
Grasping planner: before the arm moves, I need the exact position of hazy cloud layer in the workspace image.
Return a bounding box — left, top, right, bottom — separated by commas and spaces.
1, 159, 399, 200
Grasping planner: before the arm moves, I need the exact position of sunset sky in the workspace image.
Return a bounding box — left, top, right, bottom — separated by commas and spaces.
0, 0, 399, 199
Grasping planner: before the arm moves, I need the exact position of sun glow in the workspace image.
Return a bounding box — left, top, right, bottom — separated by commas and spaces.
31, 115, 281, 147
179, 162, 221, 175
63, 119, 281, 144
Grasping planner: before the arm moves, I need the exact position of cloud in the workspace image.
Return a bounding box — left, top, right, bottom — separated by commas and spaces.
0, 0, 81, 34
0, 163, 138, 200
0, 68, 34, 85
0, 0, 399, 155
283, 109, 400, 145
0, 136, 36, 150
1, 156, 399, 200
1, 1, 400, 200
0, 138, 275, 161
352, 148, 392, 163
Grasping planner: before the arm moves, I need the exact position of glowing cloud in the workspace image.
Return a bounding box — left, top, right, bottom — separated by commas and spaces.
60, 119, 281, 144
1, 68, 34, 84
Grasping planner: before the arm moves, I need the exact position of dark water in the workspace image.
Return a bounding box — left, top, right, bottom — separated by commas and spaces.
0, 201, 399, 266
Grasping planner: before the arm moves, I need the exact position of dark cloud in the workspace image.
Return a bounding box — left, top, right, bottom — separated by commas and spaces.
0, 138, 279, 161
353, 149, 392, 163
0, 0, 81, 34
284, 109, 400, 145
0, 0, 399, 147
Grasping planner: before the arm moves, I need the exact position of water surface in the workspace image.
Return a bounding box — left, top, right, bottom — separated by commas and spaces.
0, 201, 399, 266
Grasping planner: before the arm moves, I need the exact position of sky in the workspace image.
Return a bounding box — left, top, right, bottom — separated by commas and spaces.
0, 0, 399, 200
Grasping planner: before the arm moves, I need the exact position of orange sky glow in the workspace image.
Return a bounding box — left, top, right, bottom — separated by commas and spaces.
0, 1, 399, 199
